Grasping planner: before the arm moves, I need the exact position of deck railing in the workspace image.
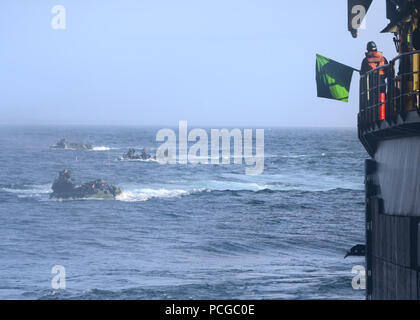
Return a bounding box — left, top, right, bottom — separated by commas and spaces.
359, 50, 420, 130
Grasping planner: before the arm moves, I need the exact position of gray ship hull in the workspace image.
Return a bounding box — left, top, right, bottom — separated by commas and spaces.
367, 137, 420, 299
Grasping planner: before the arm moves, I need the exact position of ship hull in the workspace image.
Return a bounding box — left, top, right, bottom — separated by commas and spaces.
366, 136, 420, 299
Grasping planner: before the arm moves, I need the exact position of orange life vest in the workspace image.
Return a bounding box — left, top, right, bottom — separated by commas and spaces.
366, 51, 386, 75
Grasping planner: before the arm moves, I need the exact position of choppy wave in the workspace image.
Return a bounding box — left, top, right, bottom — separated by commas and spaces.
217, 173, 363, 192
0, 173, 363, 202
0, 127, 366, 300
115, 177, 362, 203
116, 188, 201, 202
279, 153, 326, 159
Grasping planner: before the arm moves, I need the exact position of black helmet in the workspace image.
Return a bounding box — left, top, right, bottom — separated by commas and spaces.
367, 41, 377, 52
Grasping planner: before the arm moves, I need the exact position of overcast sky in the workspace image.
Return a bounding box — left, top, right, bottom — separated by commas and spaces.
0, 0, 395, 127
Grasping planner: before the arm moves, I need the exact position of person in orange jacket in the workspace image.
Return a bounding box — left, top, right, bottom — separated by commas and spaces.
361, 41, 388, 119
361, 41, 388, 74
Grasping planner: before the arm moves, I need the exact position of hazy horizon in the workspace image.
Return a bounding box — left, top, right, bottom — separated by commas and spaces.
0, 122, 358, 129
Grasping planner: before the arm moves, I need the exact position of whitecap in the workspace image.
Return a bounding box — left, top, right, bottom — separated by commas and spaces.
1, 184, 52, 195
116, 188, 194, 202
91, 146, 115, 151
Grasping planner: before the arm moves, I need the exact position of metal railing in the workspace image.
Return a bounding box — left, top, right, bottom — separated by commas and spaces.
359, 50, 420, 130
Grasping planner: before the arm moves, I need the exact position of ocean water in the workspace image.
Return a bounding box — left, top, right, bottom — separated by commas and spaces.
0, 126, 367, 300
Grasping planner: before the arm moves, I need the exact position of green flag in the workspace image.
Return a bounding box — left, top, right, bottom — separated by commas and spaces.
316, 54, 356, 103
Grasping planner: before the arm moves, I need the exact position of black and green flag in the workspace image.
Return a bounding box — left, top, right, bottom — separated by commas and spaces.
316, 54, 356, 103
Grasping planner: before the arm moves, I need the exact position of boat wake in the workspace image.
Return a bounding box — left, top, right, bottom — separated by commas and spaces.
116, 188, 204, 202
91, 146, 119, 151
0, 184, 52, 199
118, 157, 159, 163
